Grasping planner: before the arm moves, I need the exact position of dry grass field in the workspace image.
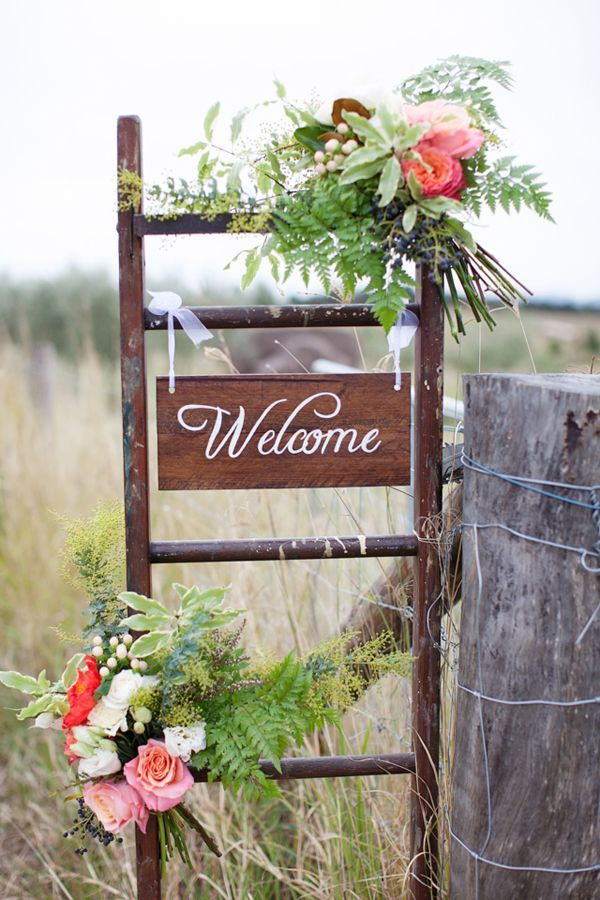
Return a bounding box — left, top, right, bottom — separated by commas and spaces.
0, 296, 597, 899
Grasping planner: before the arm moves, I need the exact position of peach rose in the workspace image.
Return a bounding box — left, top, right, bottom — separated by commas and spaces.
124, 740, 194, 812
403, 99, 484, 159
402, 145, 466, 200
83, 780, 149, 834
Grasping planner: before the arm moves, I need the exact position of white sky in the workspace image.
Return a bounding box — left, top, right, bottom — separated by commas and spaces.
2, 0, 599, 300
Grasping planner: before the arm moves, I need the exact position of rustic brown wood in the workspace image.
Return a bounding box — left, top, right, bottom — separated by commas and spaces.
150, 533, 419, 563
145, 302, 419, 331
157, 374, 411, 490
451, 374, 600, 899
410, 269, 445, 899
194, 752, 415, 781
117, 115, 161, 900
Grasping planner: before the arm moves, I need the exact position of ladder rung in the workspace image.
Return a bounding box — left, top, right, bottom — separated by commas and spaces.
193, 752, 415, 782
144, 303, 419, 331
135, 212, 247, 236
150, 534, 419, 564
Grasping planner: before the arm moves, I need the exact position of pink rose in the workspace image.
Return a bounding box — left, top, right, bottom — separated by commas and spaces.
83, 780, 149, 834
402, 144, 467, 200
403, 99, 484, 159
124, 740, 194, 813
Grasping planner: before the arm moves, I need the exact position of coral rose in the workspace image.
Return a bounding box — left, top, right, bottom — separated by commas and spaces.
62, 656, 101, 730
402, 145, 466, 200
403, 99, 484, 159
83, 780, 148, 833
124, 739, 194, 812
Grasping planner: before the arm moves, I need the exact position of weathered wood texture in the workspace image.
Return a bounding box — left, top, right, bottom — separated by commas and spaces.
451, 374, 600, 899
157, 374, 411, 490
117, 115, 161, 900
145, 302, 419, 331
410, 271, 445, 899
194, 752, 415, 782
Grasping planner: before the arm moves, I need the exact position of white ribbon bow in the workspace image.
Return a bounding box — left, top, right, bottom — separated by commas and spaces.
387, 309, 419, 390
147, 291, 213, 392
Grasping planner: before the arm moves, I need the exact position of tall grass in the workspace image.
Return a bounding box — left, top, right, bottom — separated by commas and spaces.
0, 339, 414, 899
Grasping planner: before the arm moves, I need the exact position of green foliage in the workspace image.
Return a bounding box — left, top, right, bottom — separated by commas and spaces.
0, 269, 119, 362
192, 652, 322, 800
117, 167, 143, 212
305, 631, 413, 717
60, 502, 126, 640
271, 176, 414, 330
401, 55, 513, 128
463, 154, 554, 221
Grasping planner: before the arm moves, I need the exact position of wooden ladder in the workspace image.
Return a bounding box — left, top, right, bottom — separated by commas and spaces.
117, 115, 444, 900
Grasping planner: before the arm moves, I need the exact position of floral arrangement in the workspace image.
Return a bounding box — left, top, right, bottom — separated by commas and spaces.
0, 504, 411, 872
132, 56, 552, 337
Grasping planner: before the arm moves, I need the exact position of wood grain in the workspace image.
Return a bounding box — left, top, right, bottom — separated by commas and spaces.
451, 374, 600, 899
157, 374, 411, 490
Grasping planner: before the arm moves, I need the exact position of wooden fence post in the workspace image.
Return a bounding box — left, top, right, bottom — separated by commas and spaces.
451, 374, 600, 898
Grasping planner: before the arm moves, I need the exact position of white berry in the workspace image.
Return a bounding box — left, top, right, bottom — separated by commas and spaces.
337, 123, 349, 135
315, 163, 327, 175
130, 658, 140, 670
92, 646, 103, 658
109, 636, 119, 647
107, 657, 117, 669
313, 150, 325, 163
342, 140, 359, 155
92, 636, 102, 646
99, 666, 110, 677
333, 154, 344, 165
133, 721, 145, 734
326, 159, 338, 172
324, 138, 340, 153
122, 633, 133, 645
116, 644, 128, 660
138, 660, 148, 672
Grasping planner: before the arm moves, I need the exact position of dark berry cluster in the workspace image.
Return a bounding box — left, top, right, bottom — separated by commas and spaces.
62, 797, 123, 856
371, 201, 466, 282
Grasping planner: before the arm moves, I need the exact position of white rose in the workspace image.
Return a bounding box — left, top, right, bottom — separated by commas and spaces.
87, 698, 128, 736
103, 670, 144, 710
163, 723, 207, 762
78, 748, 122, 779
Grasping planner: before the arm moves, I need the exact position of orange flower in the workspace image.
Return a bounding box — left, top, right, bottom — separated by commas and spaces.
62, 655, 101, 730
402, 144, 466, 200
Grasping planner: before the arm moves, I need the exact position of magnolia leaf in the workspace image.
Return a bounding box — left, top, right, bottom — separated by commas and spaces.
118, 591, 169, 617
180, 585, 228, 614
61, 654, 85, 690
203, 102, 221, 141
377, 155, 402, 207
0, 671, 42, 694
129, 631, 172, 659
37, 670, 52, 694
16, 694, 54, 721
393, 122, 430, 153
177, 140, 207, 158
446, 217, 477, 252
294, 125, 325, 152
402, 204, 418, 233
119, 613, 173, 632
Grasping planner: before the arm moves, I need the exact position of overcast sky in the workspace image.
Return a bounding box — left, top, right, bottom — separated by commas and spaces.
3, 0, 599, 301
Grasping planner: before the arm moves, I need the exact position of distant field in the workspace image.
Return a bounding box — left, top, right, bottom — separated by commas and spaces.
0, 292, 597, 898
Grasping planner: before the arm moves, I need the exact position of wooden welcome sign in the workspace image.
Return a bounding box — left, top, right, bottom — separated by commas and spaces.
157, 374, 411, 490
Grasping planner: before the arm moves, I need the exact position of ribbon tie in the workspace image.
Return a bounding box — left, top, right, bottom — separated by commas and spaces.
147, 291, 213, 392
387, 309, 419, 390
